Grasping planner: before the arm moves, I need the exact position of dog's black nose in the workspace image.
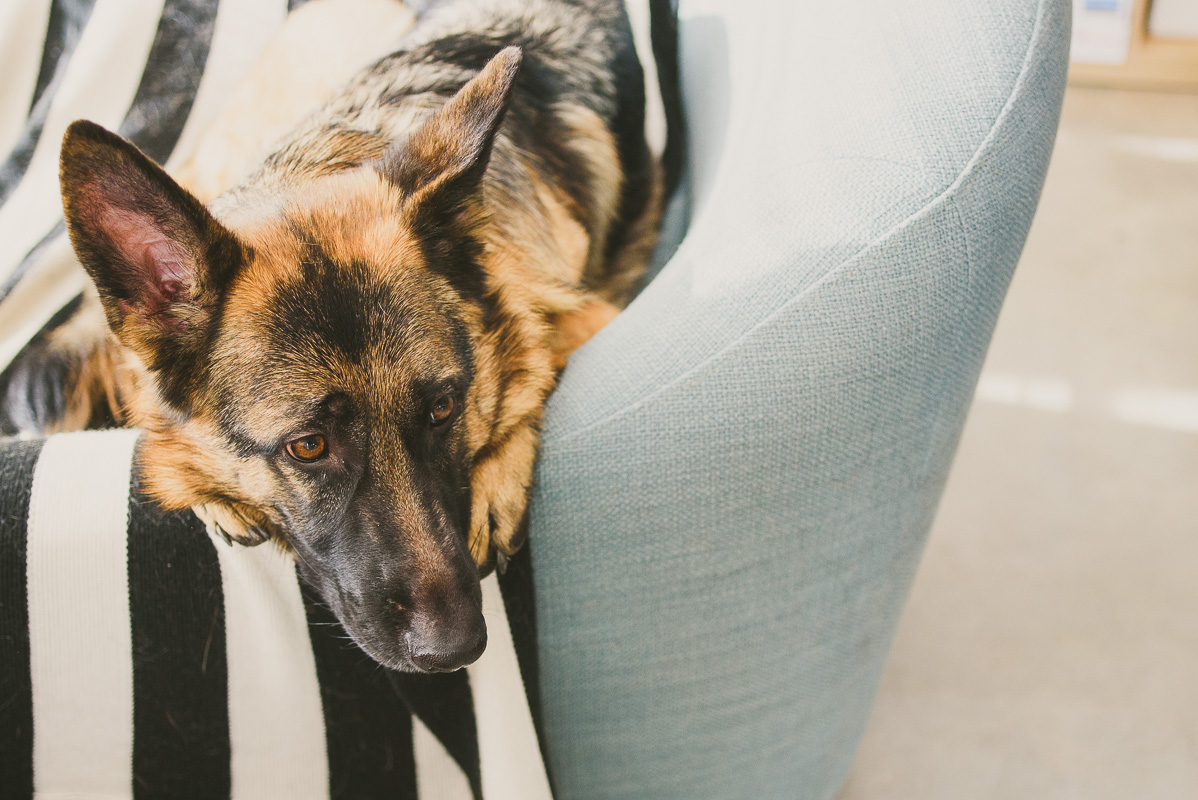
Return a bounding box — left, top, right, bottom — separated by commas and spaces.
407, 637, 486, 672
404, 609, 487, 672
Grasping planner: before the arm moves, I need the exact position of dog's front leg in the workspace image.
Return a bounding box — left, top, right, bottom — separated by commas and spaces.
465, 296, 624, 568
468, 419, 542, 570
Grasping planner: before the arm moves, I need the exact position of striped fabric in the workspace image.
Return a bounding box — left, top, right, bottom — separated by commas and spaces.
0, 430, 553, 799
0, 0, 293, 375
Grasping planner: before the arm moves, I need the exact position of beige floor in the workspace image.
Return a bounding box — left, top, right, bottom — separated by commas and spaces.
836, 87, 1198, 798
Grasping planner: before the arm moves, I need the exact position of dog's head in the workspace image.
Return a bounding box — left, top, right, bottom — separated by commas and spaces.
57, 49, 531, 672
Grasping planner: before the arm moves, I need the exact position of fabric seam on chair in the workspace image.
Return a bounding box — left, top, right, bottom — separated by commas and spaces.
542, 0, 1053, 450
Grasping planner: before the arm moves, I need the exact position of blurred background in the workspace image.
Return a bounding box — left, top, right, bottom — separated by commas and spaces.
838, 1, 1198, 796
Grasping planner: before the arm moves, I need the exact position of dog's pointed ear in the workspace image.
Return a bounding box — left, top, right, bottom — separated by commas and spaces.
59, 120, 244, 372
380, 46, 522, 216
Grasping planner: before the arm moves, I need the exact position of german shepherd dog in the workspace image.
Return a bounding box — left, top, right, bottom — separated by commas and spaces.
5, 0, 661, 672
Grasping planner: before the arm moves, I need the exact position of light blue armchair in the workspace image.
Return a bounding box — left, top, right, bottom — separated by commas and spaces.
529, 1, 1069, 797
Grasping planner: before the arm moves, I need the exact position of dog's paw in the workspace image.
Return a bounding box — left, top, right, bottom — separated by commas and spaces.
467, 425, 538, 569
194, 501, 273, 547
467, 469, 529, 570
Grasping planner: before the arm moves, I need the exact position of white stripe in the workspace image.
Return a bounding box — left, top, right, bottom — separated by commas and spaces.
467, 575, 554, 800
1111, 133, 1198, 164
168, 0, 416, 201
625, 0, 667, 157
27, 429, 140, 798
209, 531, 329, 800
1109, 387, 1198, 434
0, 0, 53, 161
975, 372, 1074, 413
974, 372, 1198, 435
0, 0, 167, 287
414, 714, 475, 800
0, 234, 88, 375
164, 0, 290, 172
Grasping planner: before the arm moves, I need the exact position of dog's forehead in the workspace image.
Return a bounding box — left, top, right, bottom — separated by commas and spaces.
209, 188, 473, 433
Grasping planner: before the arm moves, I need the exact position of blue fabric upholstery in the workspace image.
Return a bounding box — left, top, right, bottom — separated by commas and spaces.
529, 1, 1069, 797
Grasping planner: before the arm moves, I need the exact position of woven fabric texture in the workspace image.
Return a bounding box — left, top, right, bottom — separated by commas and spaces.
527, 1, 1069, 798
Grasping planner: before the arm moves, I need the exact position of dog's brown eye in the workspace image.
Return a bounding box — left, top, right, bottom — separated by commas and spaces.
430, 394, 456, 427
287, 434, 328, 462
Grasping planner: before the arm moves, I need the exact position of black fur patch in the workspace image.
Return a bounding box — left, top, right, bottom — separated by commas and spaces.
412, 219, 489, 304
265, 247, 376, 364
600, 8, 652, 264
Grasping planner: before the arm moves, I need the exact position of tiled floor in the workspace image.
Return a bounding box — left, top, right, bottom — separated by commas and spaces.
836, 87, 1198, 798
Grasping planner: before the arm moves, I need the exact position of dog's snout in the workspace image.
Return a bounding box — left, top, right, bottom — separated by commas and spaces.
402, 594, 487, 673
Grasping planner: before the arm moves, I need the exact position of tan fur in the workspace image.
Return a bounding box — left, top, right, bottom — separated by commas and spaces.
554, 102, 625, 281
548, 299, 621, 369
598, 156, 664, 307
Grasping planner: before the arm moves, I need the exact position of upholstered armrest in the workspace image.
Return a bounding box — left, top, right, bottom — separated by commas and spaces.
527, 1, 1069, 797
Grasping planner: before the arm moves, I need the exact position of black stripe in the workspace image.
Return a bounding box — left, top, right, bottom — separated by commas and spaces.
302, 581, 420, 800
117, 0, 221, 164
0, 438, 46, 800
128, 471, 230, 800
31, 0, 97, 113
388, 665, 483, 799
603, 4, 652, 264
0, 0, 98, 205
5, 0, 216, 202
649, 0, 685, 198
496, 541, 553, 787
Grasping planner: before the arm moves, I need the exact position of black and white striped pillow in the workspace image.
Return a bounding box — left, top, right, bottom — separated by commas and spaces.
0, 430, 554, 799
